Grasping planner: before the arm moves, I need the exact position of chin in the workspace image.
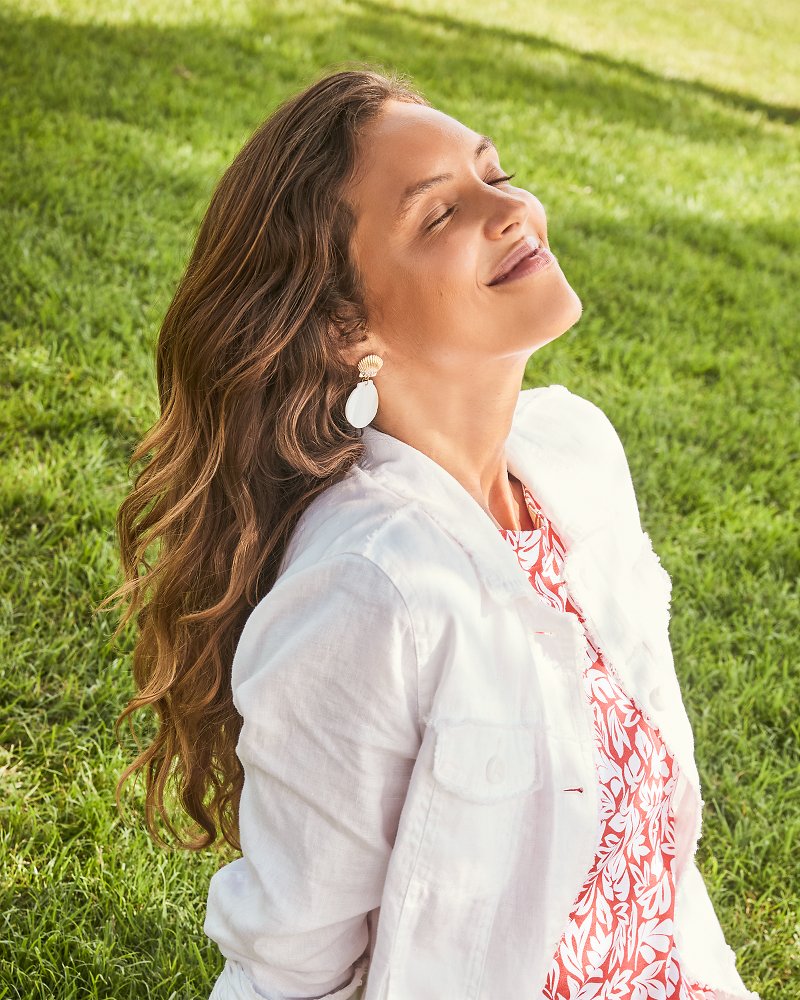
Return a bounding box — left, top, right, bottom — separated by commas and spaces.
566, 288, 583, 325
528, 287, 583, 347
552, 283, 583, 331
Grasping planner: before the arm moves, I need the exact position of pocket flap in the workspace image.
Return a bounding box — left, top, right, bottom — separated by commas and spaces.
432, 721, 539, 802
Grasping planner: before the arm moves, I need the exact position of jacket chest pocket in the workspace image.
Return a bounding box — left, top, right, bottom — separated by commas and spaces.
414, 720, 541, 897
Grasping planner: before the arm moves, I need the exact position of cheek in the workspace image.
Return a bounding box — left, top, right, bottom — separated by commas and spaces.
398, 237, 466, 292
392, 253, 465, 324
422, 235, 478, 289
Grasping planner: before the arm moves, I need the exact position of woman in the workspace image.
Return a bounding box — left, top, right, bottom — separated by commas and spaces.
104, 68, 760, 1000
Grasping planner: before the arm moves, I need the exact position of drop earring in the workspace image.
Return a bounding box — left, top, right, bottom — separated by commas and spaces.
344, 354, 383, 428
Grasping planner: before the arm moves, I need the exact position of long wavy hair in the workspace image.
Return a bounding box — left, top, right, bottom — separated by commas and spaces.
97, 66, 430, 852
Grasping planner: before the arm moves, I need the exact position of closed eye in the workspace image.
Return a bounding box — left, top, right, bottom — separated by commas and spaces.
426, 173, 517, 231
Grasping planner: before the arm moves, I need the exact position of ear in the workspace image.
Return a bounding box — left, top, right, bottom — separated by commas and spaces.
337, 328, 383, 371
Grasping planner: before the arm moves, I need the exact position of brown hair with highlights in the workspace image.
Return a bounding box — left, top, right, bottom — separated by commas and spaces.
97, 67, 429, 852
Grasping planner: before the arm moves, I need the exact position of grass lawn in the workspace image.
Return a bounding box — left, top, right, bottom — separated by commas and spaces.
1, 0, 797, 996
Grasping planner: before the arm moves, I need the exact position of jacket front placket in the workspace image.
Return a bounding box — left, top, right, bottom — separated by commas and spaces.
503, 418, 705, 880
359, 414, 703, 878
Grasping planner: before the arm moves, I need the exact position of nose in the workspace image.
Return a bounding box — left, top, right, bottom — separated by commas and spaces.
485, 187, 534, 239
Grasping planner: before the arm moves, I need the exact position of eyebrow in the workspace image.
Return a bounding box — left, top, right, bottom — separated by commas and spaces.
394, 134, 497, 225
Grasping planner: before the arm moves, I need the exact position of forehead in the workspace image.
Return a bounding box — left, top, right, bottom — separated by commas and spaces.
349, 101, 485, 221
365, 101, 474, 164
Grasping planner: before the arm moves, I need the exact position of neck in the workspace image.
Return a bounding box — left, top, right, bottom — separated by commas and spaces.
367, 367, 529, 529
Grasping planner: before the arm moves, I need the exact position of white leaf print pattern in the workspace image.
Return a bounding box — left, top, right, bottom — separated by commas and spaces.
500, 482, 718, 1000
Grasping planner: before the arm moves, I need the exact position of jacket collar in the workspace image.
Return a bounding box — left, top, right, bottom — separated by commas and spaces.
356, 385, 700, 802
357, 384, 640, 608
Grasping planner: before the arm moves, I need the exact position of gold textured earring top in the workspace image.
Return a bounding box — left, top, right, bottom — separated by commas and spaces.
357, 354, 383, 379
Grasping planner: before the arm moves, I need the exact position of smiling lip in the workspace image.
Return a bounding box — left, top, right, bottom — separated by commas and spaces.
489, 246, 556, 286
487, 235, 553, 285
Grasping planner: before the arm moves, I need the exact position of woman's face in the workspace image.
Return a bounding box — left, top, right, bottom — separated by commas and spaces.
345, 100, 583, 376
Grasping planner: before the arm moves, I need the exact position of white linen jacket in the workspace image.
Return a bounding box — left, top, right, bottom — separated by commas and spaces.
204, 383, 760, 1000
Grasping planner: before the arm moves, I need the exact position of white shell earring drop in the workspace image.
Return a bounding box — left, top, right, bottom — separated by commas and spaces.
345, 354, 383, 428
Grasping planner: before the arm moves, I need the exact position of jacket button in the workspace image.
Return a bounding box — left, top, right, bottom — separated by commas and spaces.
649, 685, 666, 711
486, 755, 506, 784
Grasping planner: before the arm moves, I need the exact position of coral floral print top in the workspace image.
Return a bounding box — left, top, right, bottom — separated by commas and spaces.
498, 477, 717, 1000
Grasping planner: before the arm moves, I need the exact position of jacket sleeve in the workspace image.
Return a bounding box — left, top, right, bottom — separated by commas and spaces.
204, 552, 422, 1000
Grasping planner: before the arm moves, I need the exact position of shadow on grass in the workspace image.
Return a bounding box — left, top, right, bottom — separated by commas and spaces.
2, 1, 797, 148
352, 0, 799, 125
